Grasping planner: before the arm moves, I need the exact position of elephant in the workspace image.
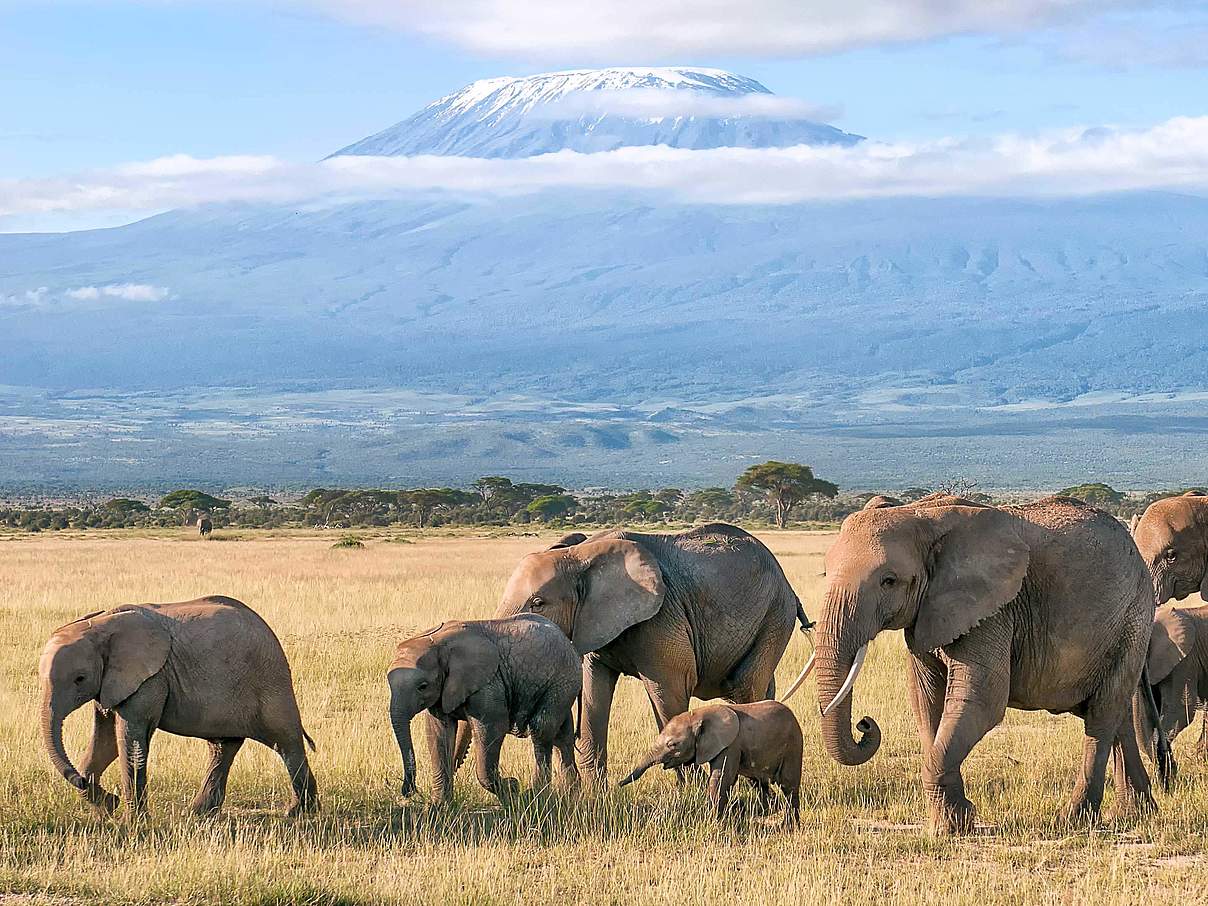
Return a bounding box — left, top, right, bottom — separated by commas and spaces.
198, 515, 212, 538
1136, 604, 1208, 764
38, 596, 317, 817
492, 522, 809, 782
1130, 492, 1208, 766
388, 614, 581, 804
863, 495, 904, 510
619, 700, 802, 826
786, 496, 1158, 834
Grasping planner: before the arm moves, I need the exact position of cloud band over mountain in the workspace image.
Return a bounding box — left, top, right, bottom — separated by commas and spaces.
5, 116, 1208, 229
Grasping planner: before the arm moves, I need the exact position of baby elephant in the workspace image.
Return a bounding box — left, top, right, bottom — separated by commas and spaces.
620, 701, 802, 826
38, 596, 317, 817
1138, 603, 1208, 775
388, 614, 581, 803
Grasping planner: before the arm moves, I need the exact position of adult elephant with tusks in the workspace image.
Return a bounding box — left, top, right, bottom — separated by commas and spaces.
783, 494, 1164, 835
483, 523, 810, 782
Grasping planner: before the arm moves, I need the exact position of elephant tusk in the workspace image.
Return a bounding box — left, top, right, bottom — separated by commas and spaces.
821, 643, 868, 717
779, 651, 817, 702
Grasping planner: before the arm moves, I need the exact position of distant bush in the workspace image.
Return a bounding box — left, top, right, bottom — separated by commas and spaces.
1058, 483, 1124, 506
331, 535, 365, 549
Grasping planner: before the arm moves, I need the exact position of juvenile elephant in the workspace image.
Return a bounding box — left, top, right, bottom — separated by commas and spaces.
493, 523, 808, 781
39, 596, 316, 817
388, 614, 580, 803
789, 497, 1157, 834
1131, 492, 1208, 763
1138, 604, 1208, 762
619, 701, 802, 826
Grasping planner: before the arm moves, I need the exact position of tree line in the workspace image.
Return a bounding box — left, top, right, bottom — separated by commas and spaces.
0, 467, 1196, 533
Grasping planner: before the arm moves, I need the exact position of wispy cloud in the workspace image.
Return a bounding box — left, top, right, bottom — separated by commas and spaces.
532, 89, 843, 123
3, 116, 1208, 230
292, 0, 1141, 59
1, 283, 171, 307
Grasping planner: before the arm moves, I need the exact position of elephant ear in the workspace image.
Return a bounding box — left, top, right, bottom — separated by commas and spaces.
911, 507, 1030, 653
573, 538, 665, 655
97, 608, 172, 709
1149, 606, 1196, 683
692, 707, 740, 766
437, 627, 501, 713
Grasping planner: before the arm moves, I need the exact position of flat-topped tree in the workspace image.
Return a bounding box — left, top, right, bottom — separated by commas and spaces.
157, 489, 231, 511
735, 461, 838, 528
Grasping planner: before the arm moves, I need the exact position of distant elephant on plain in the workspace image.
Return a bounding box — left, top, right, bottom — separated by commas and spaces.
490, 523, 809, 782
388, 615, 580, 804
788, 496, 1158, 834
198, 515, 212, 538
39, 596, 316, 817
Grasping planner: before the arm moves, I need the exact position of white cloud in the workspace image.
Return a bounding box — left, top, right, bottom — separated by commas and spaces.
64, 283, 171, 302
1, 283, 170, 307
3, 116, 1208, 229
533, 89, 843, 123
293, 0, 1138, 59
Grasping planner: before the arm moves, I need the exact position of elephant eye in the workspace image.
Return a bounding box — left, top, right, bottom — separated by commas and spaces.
530, 596, 545, 609
73, 674, 85, 684
881, 574, 897, 588
417, 681, 429, 691
1164, 549, 1178, 563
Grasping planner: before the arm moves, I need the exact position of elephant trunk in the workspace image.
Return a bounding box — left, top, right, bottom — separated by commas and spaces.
390, 698, 418, 797
41, 689, 86, 791
814, 591, 881, 767
617, 743, 664, 787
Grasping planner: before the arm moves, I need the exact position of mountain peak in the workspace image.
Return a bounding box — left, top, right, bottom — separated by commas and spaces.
329, 67, 861, 159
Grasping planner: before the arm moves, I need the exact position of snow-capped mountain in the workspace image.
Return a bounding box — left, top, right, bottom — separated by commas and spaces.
330, 67, 861, 158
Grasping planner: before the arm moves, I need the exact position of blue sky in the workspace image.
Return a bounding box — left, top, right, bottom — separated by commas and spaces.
4, 1, 1207, 178
3, 1, 1208, 231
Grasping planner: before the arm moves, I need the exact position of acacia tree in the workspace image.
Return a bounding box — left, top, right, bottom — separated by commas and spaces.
735, 461, 838, 528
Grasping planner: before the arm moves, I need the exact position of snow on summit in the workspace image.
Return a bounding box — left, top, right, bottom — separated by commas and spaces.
329, 67, 862, 159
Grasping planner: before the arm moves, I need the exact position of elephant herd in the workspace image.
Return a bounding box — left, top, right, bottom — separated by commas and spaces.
36, 494, 1208, 835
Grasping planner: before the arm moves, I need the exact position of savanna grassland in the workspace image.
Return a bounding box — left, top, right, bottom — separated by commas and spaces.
3, 528, 1208, 905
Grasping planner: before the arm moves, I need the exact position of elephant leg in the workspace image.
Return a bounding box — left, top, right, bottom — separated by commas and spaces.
452, 720, 474, 773
777, 762, 801, 828
553, 713, 579, 792
1109, 716, 1156, 820
705, 749, 740, 820
1070, 675, 1143, 825
471, 718, 517, 803
531, 736, 554, 792
923, 640, 1009, 836
79, 705, 120, 815
191, 738, 245, 815
577, 655, 619, 783
907, 651, 947, 752
115, 716, 155, 816
276, 737, 318, 817
424, 712, 457, 804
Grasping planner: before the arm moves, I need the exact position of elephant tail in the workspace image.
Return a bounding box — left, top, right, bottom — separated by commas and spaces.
795, 596, 815, 634
1140, 665, 1173, 791
303, 728, 317, 752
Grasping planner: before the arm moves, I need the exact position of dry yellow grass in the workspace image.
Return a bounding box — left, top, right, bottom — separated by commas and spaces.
2, 527, 1208, 905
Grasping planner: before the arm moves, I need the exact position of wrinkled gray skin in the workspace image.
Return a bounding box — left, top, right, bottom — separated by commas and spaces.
490, 523, 808, 782
1132, 493, 1208, 768
620, 701, 802, 826
863, 495, 904, 510
388, 614, 580, 804
812, 495, 1156, 835
38, 596, 316, 817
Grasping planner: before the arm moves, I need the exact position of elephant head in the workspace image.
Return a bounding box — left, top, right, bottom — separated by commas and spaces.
618, 705, 739, 785
1132, 494, 1208, 605
386, 624, 500, 796
496, 535, 665, 655
812, 505, 1029, 767
862, 495, 903, 510
38, 607, 171, 792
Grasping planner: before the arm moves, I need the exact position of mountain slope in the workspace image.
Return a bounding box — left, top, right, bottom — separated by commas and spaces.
330, 67, 861, 158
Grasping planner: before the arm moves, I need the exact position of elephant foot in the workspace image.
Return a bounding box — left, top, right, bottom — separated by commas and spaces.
85, 785, 120, 817
490, 776, 521, 804
1064, 797, 1102, 828
928, 796, 976, 837
1108, 788, 1157, 824
189, 797, 222, 818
